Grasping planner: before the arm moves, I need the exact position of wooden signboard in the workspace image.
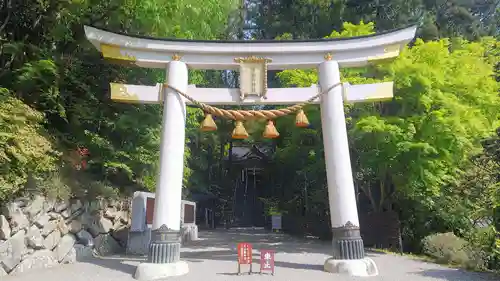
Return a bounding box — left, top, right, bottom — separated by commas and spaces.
146, 197, 155, 225
259, 250, 275, 275
145, 198, 196, 225
237, 243, 253, 275
184, 203, 195, 224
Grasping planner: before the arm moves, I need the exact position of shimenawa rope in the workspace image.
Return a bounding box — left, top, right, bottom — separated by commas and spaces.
162, 82, 342, 121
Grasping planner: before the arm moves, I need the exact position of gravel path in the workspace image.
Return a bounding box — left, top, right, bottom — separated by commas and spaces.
3, 228, 498, 281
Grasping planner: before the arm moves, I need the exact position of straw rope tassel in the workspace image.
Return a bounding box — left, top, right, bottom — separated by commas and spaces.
295, 109, 310, 128
232, 121, 249, 139
200, 113, 217, 131
263, 120, 279, 139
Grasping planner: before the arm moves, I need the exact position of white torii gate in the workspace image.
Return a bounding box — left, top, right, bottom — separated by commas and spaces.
84, 25, 416, 280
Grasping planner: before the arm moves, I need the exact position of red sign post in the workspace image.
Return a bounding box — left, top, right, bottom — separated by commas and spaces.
259, 249, 275, 275
237, 243, 253, 275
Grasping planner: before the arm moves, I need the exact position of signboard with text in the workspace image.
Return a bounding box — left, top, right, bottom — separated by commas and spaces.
260, 249, 275, 275
271, 215, 282, 231
237, 243, 253, 275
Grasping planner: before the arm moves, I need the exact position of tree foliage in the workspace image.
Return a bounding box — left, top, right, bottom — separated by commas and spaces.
263, 22, 499, 269
255, 0, 499, 40
0, 0, 238, 199
0, 88, 60, 199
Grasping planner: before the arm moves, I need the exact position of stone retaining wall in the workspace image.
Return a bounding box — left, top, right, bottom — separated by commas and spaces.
0, 195, 131, 276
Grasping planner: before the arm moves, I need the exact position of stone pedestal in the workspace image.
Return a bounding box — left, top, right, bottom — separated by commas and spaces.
134, 261, 189, 281
147, 225, 181, 263
181, 224, 198, 243
324, 258, 378, 277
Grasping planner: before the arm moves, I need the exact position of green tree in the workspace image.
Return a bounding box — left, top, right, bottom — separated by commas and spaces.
0, 0, 238, 199
264, 23, 499, 259
255, 0, 499, 40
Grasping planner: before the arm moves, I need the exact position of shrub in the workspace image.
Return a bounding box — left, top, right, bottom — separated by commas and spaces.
0, 88, 60, 201
422, 232, 485, 270
36, 171, 72, 200
466, 227, 500, 271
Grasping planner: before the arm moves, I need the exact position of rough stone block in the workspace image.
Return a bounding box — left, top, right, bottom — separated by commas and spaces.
70, 200, 83, 214
117, 211, 129, 224
21, 248, 34, 260
94, 234, 122, 256
54, 200, 69, 212
2, 202, 20, 218
0, 265, 6, 277
43, 229, 61, 250
54, 233, 76, 261
111, 225, 129, 247
44, 198, 56, 212
0, 215, 11, 240
34, 214, 50, 228
25, 195, 45, 220
41, 221, 58, 237
57, 219, 69, 235
104, 207, 117, 220
60, 209, 71, 219
26, 226, 44, 249
75, 229, 94, 246
69, 220, 82, 234
48, 212, 62, 221
10, 250, 58, 275
9, 208, 29, 234
13, 198, 29, 208
0, 229, 26, 272
61, 246, 76, 264
74, 244, 93, 261
87, 216, 113, 237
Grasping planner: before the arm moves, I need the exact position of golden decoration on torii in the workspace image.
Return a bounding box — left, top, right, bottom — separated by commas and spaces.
198, 55, 307, 139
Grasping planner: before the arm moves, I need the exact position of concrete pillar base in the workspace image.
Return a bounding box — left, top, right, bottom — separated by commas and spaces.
324, 257, 378, 277
134, 261, 189, 280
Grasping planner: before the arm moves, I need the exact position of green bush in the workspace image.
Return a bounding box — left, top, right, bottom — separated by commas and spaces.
0, 88, 60, 201
35, 171, 72, 200
422, 232, 485, 270
466, 227, 500, 271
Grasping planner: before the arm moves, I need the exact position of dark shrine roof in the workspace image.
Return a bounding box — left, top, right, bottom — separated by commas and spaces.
225, 144, 273, 162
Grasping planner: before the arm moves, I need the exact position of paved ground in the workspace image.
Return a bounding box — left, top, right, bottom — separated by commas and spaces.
4, 228, 498, 281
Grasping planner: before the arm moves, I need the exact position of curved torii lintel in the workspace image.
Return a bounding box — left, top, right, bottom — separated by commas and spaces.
84, 25, 417, 70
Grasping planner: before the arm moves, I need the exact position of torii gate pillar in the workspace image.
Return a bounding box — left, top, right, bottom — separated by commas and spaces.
319, 60, 377, 276
134, 60, 189, 280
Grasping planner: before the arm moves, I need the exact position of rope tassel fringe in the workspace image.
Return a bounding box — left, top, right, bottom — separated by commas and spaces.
200, 113, 217, 131
295, 109, 310, 128
232, 121, 249, 139
263, 120, 279, 139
